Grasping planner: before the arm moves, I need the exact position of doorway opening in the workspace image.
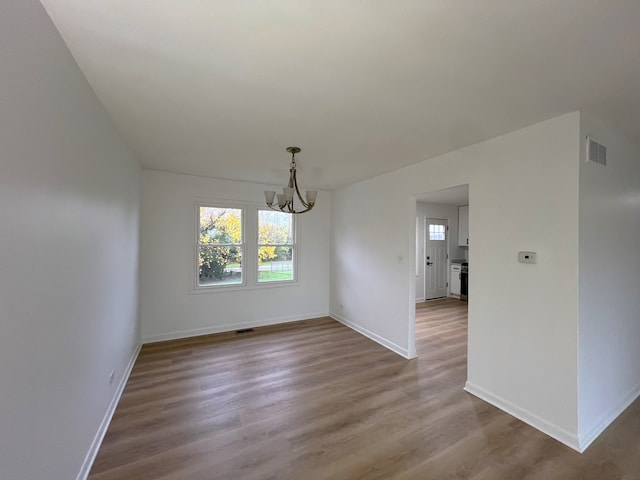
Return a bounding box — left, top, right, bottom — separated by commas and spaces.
414, 184, 469, 359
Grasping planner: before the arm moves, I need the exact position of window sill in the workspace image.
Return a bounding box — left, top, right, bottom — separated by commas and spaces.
190, 280, 300, 295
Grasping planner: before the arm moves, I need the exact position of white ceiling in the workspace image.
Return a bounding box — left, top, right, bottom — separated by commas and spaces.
40, 1, 640, 190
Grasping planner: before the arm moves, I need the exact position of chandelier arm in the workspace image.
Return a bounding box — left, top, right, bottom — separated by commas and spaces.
292, 169, 310, 209
291, 206, 312, 214
266, 200, 312, 214
267, 204, 311, 214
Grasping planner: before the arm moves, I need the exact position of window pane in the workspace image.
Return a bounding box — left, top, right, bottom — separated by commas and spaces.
258, 211, 294, 283
199, 207, 242, 245
258, 210, 293, 244
258, 246, 294, 282
198, 246, 242, 285
429, 223, 445, 241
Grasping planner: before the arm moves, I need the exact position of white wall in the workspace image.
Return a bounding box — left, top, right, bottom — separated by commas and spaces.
577, 114, 640, 449
0, 2, 141, 479
415, 202, 466, 301
140, 170, 330, 341
330, 113, 581, 448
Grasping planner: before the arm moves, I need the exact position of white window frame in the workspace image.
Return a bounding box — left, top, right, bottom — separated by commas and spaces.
257, 208, 297, 285
195, 202, 247, 291
192, 200, 300, 293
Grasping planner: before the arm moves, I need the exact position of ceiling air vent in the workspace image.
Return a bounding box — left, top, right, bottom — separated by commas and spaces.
586, 136, 607, 166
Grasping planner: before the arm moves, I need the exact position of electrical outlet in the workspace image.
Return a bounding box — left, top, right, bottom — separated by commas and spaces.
518, 251, 537, 264
109, 370, 115, 385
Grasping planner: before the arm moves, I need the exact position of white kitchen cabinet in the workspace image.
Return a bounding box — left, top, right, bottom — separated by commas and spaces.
450, 264, 461, 296
458, 205, 469, 247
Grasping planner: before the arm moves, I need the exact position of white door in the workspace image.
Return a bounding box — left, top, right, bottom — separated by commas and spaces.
425, 218, 448, 300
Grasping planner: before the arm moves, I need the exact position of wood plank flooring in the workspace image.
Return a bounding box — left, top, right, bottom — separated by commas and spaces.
89, 299, 640, 479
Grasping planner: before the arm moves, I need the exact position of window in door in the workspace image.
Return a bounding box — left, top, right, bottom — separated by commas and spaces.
429, 224, 446, 241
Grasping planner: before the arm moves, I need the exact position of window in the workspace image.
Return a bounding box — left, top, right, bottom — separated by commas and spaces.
429, 224, 445, 241
195, 202, 297, 291
258, 210, 295, 283
198, 206, 244, 286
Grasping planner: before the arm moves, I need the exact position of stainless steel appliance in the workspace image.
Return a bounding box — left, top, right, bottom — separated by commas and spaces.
460, 262, 468, 302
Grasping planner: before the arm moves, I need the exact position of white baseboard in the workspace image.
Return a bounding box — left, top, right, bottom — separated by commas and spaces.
76, 342, 142, 480
578, 383, 640, 451
142, 312, 329, 344
464, 381, 580, 452
415, 297, 425, 303
330, 312, 416, 359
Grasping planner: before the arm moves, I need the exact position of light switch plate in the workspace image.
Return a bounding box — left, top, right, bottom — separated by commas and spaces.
519, 251, 537, 264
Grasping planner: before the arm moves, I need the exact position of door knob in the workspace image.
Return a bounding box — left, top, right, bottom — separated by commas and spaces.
426, 262, 433, 266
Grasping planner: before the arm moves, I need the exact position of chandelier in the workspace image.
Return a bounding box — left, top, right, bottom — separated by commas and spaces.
264, 147, 317, 214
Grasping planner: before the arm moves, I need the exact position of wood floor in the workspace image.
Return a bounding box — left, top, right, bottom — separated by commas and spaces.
89, 299, 640, 479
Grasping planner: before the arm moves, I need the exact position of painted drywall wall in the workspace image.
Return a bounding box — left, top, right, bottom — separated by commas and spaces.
140, 170, 330, 341
330, 113, 581, 447
0, 2, 141, 479
577, 114, 640, 449
415, 202, 466, 301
